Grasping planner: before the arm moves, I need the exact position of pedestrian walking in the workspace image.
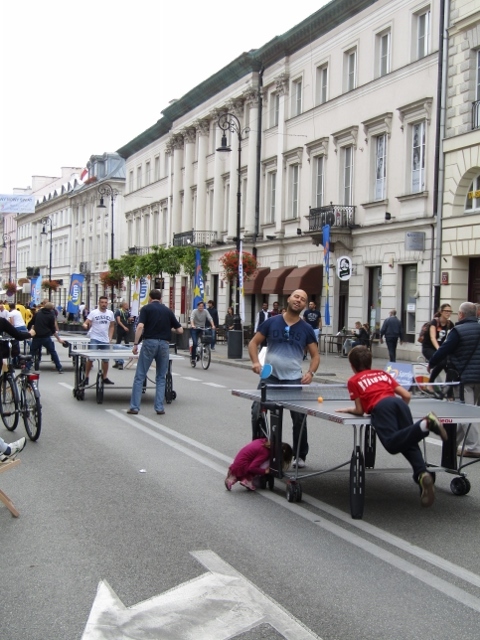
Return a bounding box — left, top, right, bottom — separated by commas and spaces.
127, 289, 183, 415
113, 301, 131, 369
30, 302, 65, 373
206, 300, 219, 350
380, 309, 404, 362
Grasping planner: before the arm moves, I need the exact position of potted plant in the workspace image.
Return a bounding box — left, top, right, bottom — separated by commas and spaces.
219, 250, 259, 284
5, 281, 16, 297
41, 279, 59, 293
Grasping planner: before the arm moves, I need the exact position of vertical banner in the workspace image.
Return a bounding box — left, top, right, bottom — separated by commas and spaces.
30, 276, 43, 306
193, 249, 205, 309
131, 278, 141, 316
67, 274, 84, 314
139, 276, 150, 310
238, 241, 245, 323
323, 225, 331, 326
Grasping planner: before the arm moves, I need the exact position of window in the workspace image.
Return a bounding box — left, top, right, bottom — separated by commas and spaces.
289, 165, 299, 218
266, 172, 276, 224
128, 170, 134, 192
292, 78, 302, 116
343, 146, 354, 205
315, 156, 324, 207
374, 134, 387, 201
377, 31, 390, 77
145, 161, 151, 186
411, 121, 425, 193
270, 92, 280, 127
465, 175, 480, 212
474, 51, 480, 129
345, 49, 357, 92
417, 9, 430, 59
316, 64, 328, 105
164, 152, 169, 177
137, 166, 142, 190
154, 156, 160, 181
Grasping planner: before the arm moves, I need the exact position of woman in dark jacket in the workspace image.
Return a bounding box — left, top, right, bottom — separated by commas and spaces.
422, 303, 453, 383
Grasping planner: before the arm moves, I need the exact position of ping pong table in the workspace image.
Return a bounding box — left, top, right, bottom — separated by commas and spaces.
232, 383, 480, 519
71, 345, 183, 405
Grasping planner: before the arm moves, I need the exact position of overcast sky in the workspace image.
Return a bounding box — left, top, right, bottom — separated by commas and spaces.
0, 0, 331, 194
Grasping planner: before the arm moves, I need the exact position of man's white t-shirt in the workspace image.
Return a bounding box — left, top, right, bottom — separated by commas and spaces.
87, 308, 114, 342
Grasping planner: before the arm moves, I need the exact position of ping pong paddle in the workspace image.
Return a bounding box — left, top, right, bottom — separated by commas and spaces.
260, 363, 272, 379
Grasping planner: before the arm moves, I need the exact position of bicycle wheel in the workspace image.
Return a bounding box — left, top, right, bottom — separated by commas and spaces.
22, 381, 42, 441
0, 374, 20, 431
96, 373, 104, 404
201, 344, 211, 369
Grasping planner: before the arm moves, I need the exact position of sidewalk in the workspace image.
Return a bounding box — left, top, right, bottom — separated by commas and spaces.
192, 341, 407, 384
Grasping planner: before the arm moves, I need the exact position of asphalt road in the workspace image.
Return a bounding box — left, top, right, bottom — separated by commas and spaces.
1, 351, 480, 639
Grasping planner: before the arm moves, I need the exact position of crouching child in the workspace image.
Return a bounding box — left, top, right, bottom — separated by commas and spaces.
225, 438, 293, 491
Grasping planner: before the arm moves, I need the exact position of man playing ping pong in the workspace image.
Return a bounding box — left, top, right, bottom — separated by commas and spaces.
248, 289, 320, 469
337, 346, 448, 507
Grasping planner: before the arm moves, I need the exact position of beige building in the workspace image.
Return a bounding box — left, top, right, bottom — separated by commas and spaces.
118, 0, 441, 360
441, 0, 480, 309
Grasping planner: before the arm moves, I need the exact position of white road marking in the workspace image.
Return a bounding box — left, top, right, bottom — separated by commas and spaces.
202, 382, 226, 388
110, 409, 480, 613
182, 376, 202, 381
82, 550, 321, 639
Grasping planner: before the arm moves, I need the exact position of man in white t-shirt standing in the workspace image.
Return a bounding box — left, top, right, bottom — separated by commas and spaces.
82, 296, 115, 385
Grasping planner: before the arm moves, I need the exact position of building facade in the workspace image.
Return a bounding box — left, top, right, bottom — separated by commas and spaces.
441, 0, 480, 308
118, 0, 441, 360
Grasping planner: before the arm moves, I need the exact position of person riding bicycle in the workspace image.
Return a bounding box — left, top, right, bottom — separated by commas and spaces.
0, 318, 33, 365
190, 301, 215, 365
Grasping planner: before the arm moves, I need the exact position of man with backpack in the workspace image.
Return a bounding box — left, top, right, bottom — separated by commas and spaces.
428, 302, 480, 458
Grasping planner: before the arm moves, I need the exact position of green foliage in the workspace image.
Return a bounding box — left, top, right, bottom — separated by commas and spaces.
112, 245, 212, 279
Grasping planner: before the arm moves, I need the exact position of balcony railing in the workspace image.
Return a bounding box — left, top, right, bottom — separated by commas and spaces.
307, 204, 356, 233
172, 230, 218, 247
127, 246, 155, 256
473, 100, 480, 130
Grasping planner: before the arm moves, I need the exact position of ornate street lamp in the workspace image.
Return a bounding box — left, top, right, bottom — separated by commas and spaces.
2, 233, 13, 297
40, 217, 53, 301
97, 184, 118, 309
216, 112, 247, 332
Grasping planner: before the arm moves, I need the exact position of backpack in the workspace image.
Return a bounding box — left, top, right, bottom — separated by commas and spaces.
418, 322, 430, 344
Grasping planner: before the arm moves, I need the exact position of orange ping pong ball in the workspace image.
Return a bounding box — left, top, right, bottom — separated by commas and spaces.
317, 396, 323, 403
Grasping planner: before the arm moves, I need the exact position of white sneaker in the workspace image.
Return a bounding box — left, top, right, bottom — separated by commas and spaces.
0, 437, 26, 463
292, 458, 306, 469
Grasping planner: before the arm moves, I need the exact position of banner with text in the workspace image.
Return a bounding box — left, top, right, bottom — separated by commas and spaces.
67, 274, 84, 314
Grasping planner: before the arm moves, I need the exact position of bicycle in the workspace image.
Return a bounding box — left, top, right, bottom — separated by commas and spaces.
190, 328, 212, 369
0, 339, 42, 441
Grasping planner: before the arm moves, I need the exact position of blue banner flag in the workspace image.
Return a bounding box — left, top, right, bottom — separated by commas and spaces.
193, 249, 205, 309
67, 274, 84, 314
30, 275, 43, 306
323, 224, 330, 326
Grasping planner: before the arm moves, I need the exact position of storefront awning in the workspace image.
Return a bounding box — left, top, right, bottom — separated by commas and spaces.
261, 267, 295, 294
243, 267, 270, 295
283, 265, 323, 294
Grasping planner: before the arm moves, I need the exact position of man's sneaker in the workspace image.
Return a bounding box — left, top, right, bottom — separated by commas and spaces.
117, 363, 124, 370
112, 363, 119, 369
103, 378, 114, 385
0, 437, 26, 463
426, 412, 448, 441
224, 473, 237, 491
239, 478, 256, 491
83, 377, 89, 386
57, 368, 63, 374
418, 471, 435, 507
292, 458, 306, 469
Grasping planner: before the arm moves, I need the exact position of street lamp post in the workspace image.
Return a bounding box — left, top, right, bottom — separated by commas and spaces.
216, 112, 246, 329
2, 233, 13, 298
41, 217, 53, 301
217, 112, 247, 359
97, 184, 118, 310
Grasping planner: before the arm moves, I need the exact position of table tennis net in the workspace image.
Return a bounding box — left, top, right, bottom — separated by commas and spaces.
260, 383, 351, 402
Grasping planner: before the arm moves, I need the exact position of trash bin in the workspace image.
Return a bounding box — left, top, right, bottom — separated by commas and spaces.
228, 330, 242, 359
